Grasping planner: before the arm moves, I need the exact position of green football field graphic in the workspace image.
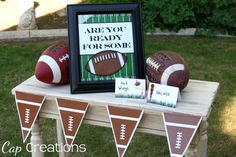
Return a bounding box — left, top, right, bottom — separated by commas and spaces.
79, 13, 135, 82
80, 53, 135, 81
82, 14, 132, 24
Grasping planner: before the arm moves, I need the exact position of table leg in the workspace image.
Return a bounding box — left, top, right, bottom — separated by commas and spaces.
195, 119, 208, 157
56, 119, 70, 157
185, 119, 208, 157
31, 119, 44, 157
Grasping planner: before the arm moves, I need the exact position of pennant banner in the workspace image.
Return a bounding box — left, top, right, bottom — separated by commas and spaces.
15, 91, 46, 142
56, 98, 89, 145
163, 112, 202, 157
107, 106, 143, 157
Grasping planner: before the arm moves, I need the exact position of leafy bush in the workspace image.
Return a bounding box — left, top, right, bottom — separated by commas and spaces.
86, 0, 136, 3
142, 0, 196, 31
85, 0, 236, 35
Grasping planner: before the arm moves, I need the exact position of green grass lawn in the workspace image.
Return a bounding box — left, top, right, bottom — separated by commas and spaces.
0, 36, 236, 157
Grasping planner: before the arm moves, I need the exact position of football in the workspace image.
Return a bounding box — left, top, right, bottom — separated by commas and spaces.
146, 51, 189, 90
85, 50, 127, 76
35, 41, 69, 85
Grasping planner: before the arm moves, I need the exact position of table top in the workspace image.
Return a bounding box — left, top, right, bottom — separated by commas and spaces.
12, 76, 219, 118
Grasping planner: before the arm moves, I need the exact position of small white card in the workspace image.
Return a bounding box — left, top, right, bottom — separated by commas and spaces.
115, 78, 146, 99
147, 83, 179, 108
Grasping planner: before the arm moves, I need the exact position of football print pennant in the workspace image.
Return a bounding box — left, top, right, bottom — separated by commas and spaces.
15, 91, 46, 142
56, 98, 89, 145
107, 106, 143, 157
163, 112, 202, 157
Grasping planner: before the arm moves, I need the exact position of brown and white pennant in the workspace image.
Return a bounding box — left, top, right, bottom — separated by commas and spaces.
163, 112, 202, 157
56, 98, 89, 145
15, 91, 45, 142
107, 106, 143, 157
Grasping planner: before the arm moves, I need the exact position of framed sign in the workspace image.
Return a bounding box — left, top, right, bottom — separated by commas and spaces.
67, 3, 145, 93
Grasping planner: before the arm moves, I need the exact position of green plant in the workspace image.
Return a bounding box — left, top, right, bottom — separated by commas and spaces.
142, 0, 195, 31
142, 0, 236, 35
85, 0, 135, 3
85, 0, 236, 35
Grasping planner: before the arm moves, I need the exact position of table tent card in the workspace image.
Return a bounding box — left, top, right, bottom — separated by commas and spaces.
115, 78, 146, 99
14, 91, 46, 142
107, 106, 143, 157
162, 112, 202, 157
147, 83, 179, 108
56, 98, 89, 145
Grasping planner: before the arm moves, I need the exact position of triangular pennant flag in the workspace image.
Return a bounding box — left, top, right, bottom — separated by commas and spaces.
56, 98, 88, 145
15, 91, 45, 142
162, 112, 202, 157
107, 106, 143, 157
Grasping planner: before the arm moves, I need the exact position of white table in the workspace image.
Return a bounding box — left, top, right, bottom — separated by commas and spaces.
12, 76, 219, 157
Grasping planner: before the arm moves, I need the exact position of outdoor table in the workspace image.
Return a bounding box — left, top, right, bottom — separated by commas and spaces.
12, 76, 219, 157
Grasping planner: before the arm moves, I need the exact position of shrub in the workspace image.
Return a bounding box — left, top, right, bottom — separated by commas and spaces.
85, 0, 236, 35
142, 0, 196, 31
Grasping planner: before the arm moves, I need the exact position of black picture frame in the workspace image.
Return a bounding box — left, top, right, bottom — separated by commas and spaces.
67, 3, 145, 93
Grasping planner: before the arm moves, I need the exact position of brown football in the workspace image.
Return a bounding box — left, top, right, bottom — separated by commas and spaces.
85, 50, 127, 76
146, 51, 189, 90
35, 41, 69, 85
